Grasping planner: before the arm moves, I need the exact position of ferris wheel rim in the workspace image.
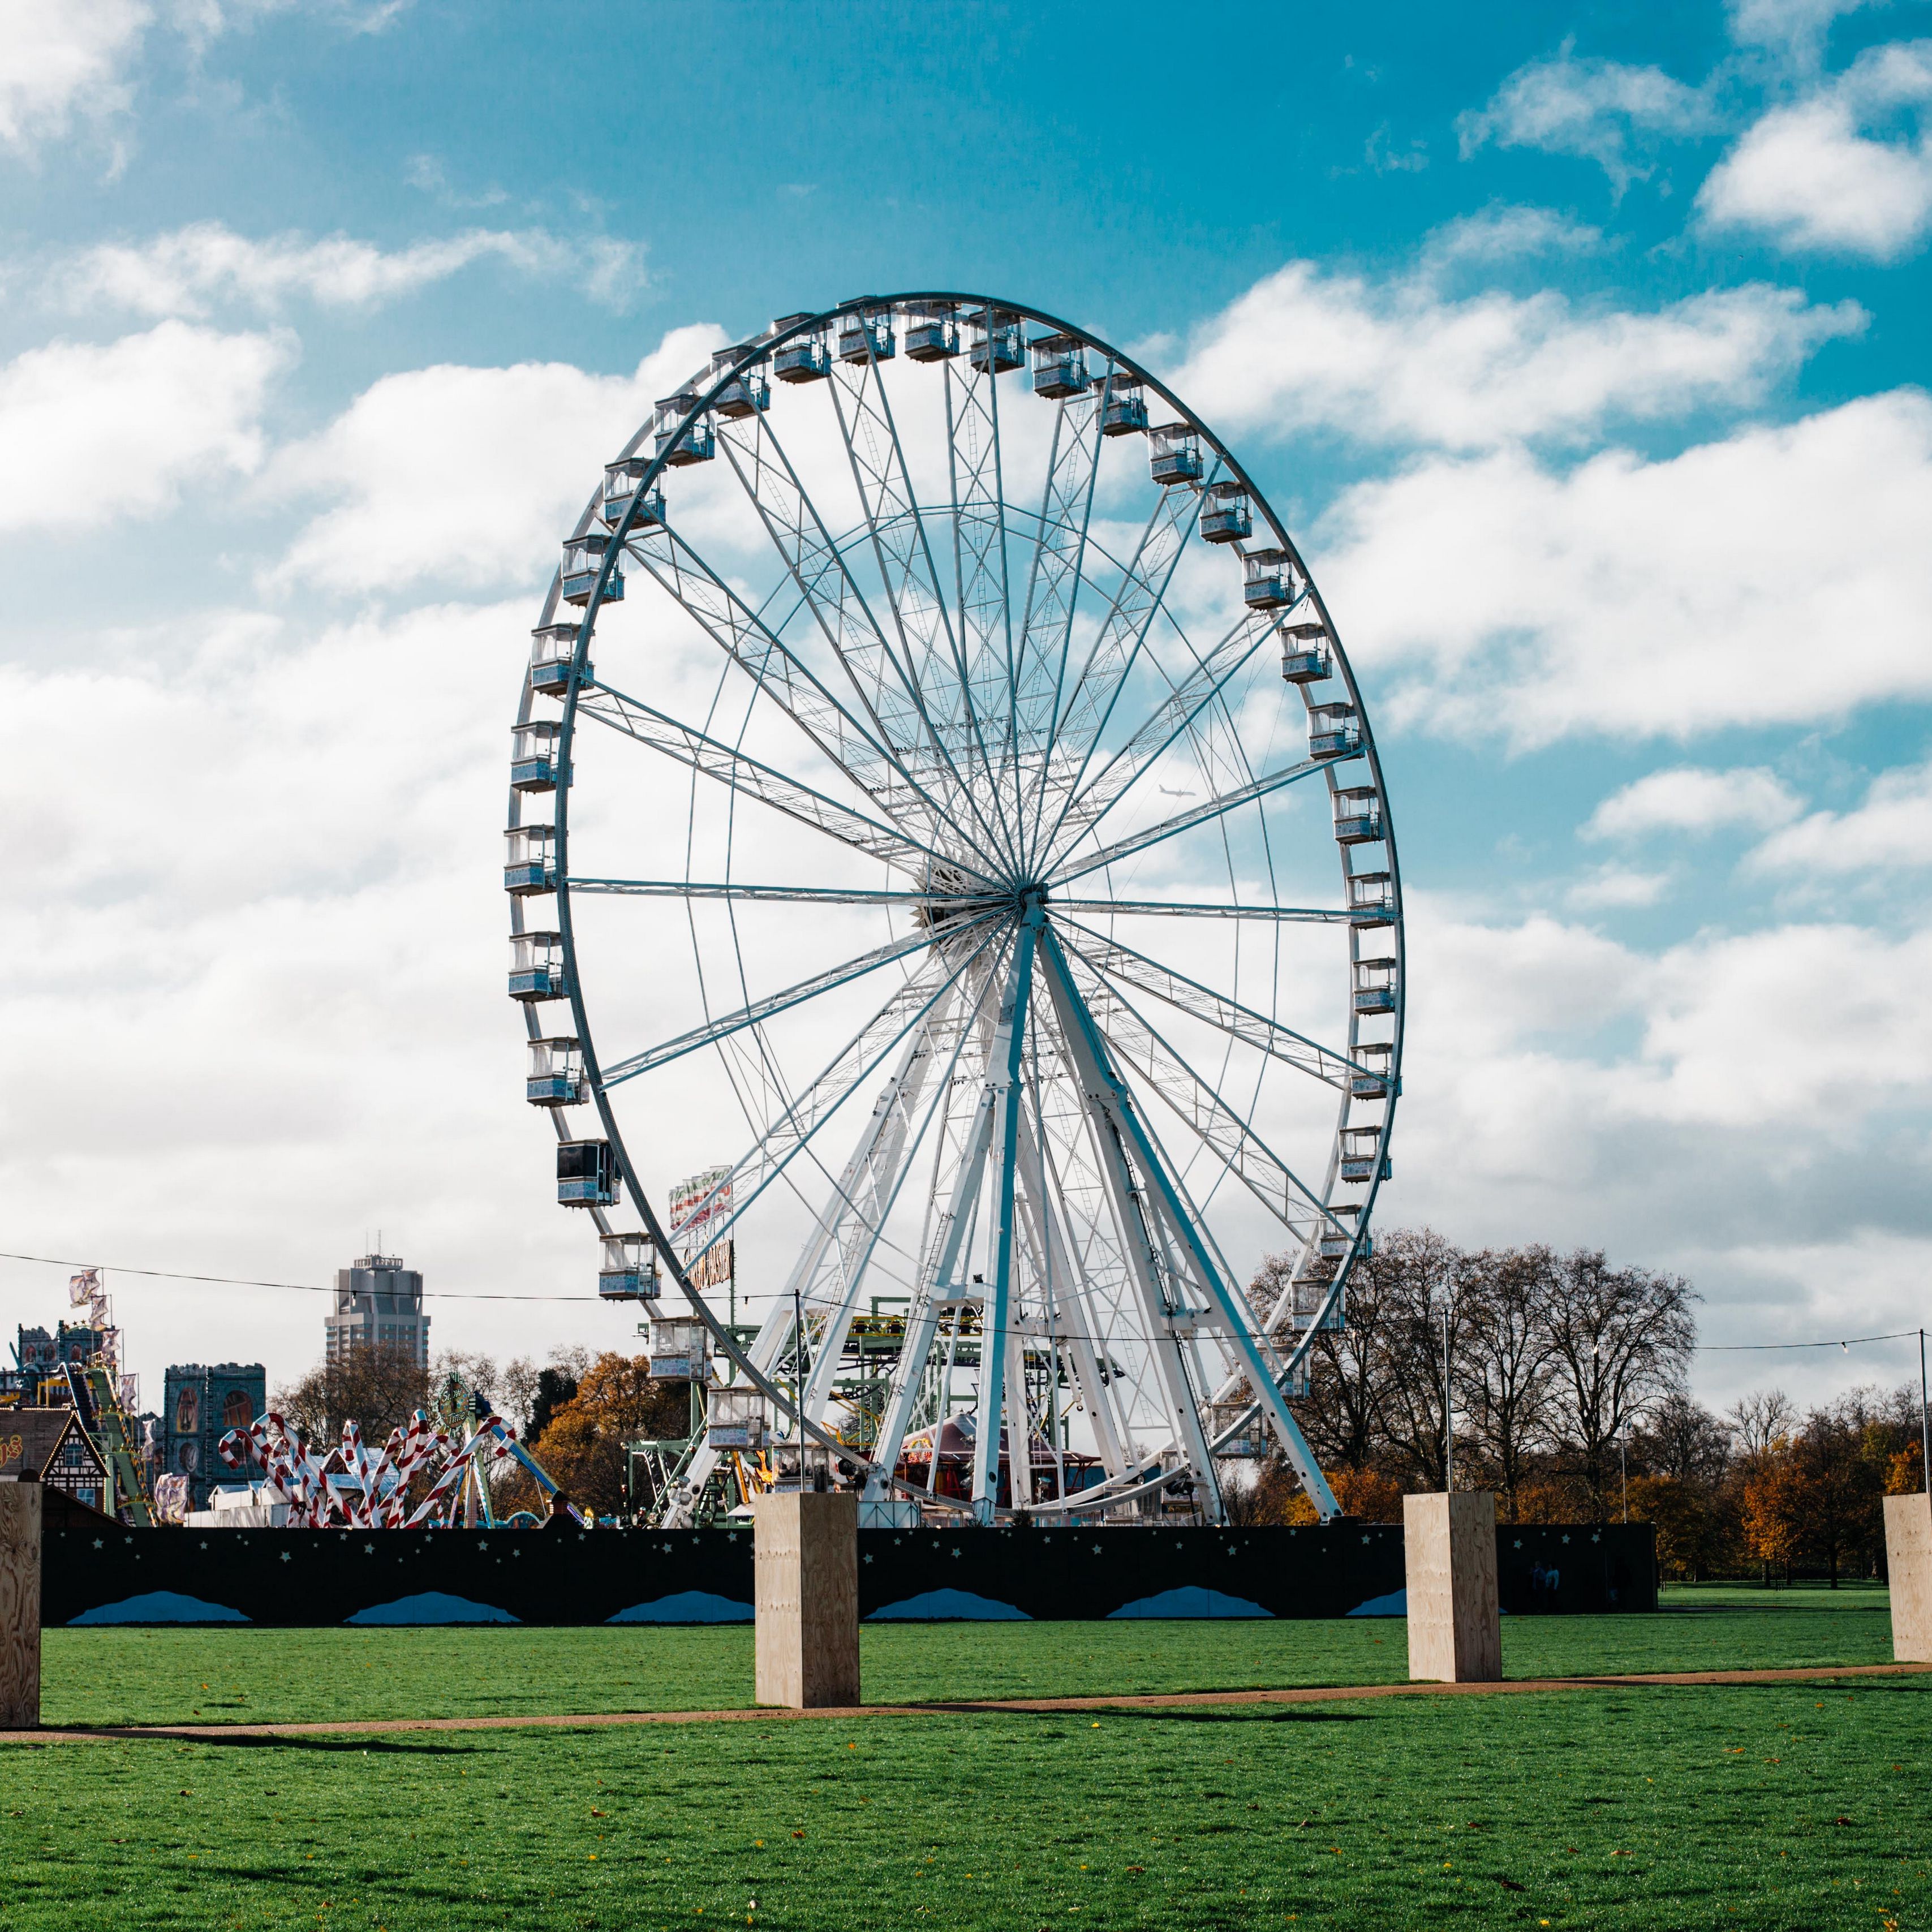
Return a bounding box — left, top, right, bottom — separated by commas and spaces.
513, 290, 1405, 1518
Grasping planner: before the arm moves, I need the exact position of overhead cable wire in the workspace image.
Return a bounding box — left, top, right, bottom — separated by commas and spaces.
0, 1250, 599, 1302
2, 1247, 1922, 1354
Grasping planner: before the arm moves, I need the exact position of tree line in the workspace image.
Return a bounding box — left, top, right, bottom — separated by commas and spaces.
1245, 1227, 1926, 1582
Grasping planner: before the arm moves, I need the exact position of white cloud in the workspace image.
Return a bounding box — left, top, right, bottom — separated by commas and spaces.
1318, 389, 1932, 745
0, 599, 614, 1399
58, 220, 649, 317
1726, 0, 1882, 65
1698, 40, 1932, 259
0, 0, 149, 153
266, 323, 721, 595
1165, 264, 1857, 453
1749, 759, 1932, 872
1420, 202, 1607, 265
1387, 896, 1932, 1397
0, 320, 289, 533
1586, 767, 1804, 839
1457, 45, 1719, 191
1565, 864, 1673, 909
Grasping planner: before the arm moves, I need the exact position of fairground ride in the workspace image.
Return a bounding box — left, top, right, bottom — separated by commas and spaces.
506, 294, 1404, 1528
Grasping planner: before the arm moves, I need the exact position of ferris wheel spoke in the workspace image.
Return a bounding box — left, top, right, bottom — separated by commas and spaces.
1008, 387, 1104, 856
652, 929, 1008, 1267
1045, 610, 1276, 863
598, 915, 999, 1090
567, 878, 988, 912
1030, 468, 1211, 857
1057, 921, 1368, 1092
717, 410, 1014, 872
620, 519, 959, 844
1052, 896, 1354, 924
946, 354, 1016, 794
828, 349, 1021, 871
573, 681, 997, 886
1062, 950, 1332, 1242
1049, 751, 1327, 889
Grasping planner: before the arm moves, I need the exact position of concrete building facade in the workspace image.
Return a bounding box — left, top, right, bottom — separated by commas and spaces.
325, 1254, 430, 1366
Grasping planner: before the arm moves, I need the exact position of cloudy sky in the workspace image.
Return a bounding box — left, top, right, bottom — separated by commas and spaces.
2, 0, 1928, 1417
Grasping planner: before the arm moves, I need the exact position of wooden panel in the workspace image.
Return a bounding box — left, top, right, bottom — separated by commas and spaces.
1885, 1493, 1932, 1664
752, 1491, 859, 1709
0, 1479, 42, 1729
1404, 1490, 1500, 1683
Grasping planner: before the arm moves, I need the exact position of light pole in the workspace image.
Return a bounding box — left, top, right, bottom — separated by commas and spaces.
1619, 1435, 1628, 1525
1442, 1297, 1453, 1494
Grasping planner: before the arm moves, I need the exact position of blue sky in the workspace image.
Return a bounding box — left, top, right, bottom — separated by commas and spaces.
2, 0, 1929, 1416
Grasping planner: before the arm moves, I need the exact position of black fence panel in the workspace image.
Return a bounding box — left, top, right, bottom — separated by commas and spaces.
43, 1519, 1656, 1625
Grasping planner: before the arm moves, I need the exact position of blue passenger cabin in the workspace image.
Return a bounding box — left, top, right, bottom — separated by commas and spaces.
653, 391, 715, 467
772, 315, 831, 384
902, 304, 961, 362
837, 305, 896, 364
708, 346, 770, 419
561, 533, 622, 608
599, 1233, 661, 1300
511, 720, 569, 793
1242, 547, 1297, 609
647, 1317, 709, 1382
527, 1035, 587, 1108
1332, 785, 1381, 845
1347, 871, 1396, 926
1208, 1400, 1267, 1458
707, 1384, 767, 1450
557, 1139, 618, 1208
1308, 700, 1362, 761
1352, 956, 1398, 1016
1349, 1042, 1395, 1100
969, 307, 1025, 373
530, 623, 591, 696
601, 458, 665, 531
1030, 332, 1089, 398
1199, 482, 1251, 545
1340, 1125, 1391, 1184
1100, 377, 1148, 437
1279, 619, 1332, 683
1149, 423, 1204, 487
508, 930, 567, 1003
1319, 1209, 1370, 1262
502, 823, 556, 896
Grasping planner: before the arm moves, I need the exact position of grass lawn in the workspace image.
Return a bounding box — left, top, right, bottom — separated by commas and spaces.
7, 1587, 1914, 1930
32, 1584, 1896, 1728
3, 1677, 1926, 1931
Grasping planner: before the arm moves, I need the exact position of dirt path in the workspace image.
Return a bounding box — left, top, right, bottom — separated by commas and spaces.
6, 1659, 1929, 1746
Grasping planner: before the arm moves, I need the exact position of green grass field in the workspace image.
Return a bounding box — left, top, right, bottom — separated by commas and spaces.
31, 1582, 1896, 1728
6, 1587, 1921, 1931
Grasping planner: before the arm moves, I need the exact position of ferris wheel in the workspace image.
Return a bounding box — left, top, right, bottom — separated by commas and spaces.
507, 293, 1402, 1528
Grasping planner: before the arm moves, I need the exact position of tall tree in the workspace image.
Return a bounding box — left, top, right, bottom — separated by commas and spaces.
1541, 1251, 1697, 1520
1456, 1244, 1559, 1521
1354, 1227, 1465, 1492
527, 1352, 689, 1517
1264, 1246, 1388, 1472
276, 1344, 431, 1449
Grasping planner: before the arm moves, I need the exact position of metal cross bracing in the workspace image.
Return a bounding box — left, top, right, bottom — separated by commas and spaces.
505, 293, 1404, 1527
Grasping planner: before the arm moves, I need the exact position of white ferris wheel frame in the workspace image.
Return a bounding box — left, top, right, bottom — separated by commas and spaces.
507, 292, 1405, 1528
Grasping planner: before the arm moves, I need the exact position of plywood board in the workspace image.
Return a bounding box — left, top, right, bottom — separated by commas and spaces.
1404, 1490, 1500, 1683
